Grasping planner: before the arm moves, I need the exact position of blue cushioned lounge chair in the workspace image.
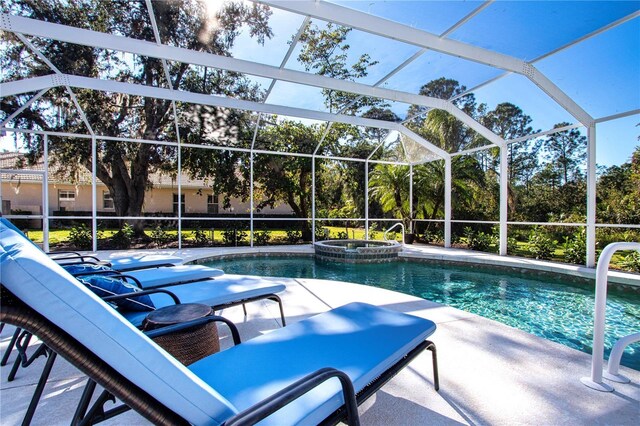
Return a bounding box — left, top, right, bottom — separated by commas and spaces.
123, 264, 225, 287
61, 263, 286, 328
1, 220, 439, 425
0, 218, 286, 368
0, 218, 285, 327
52, 252, 184, 271
0, 218, 285, 424
0, 217, 183, 272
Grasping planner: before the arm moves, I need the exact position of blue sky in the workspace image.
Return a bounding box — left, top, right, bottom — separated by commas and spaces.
231, 0, 640, 167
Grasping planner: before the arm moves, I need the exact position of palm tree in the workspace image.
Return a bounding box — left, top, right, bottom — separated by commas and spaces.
368, 164, 411, 228
413, 156, 485, 221
408, 91, 488, 225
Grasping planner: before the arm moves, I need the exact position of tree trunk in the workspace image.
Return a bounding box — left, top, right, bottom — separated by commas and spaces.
97, 145, 151, 237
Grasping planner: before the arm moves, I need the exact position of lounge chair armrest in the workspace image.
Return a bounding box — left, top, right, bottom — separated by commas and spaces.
47, 251, 83, 258
144, 315, 242, 346
55, 256, 106, 266
103, 288, 181, 305
72, 270, 144, 289
72, 269, 116, 277
223, 367, 360, 426
49, 251, 105, 264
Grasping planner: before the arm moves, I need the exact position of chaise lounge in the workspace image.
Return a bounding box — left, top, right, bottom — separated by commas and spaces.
51, 251, 184, 272
1, 219, 439, 425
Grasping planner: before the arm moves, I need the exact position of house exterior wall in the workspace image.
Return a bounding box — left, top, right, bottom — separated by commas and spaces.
1, 180, 292, 216
1, 180, 44, 214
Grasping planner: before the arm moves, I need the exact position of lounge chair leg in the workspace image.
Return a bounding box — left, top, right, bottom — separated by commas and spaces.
242, 303, 247, 317
77, 389, 128, 426
72, 379, 97, 425
9, 332, 49, 382
268, 295, 286, 327
22, 349, 57, 426
8, 330, 31, 381
1, 327, 21, 366
425, 340, 439, 391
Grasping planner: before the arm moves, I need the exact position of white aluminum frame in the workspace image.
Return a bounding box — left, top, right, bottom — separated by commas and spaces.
0, 2, 637, 266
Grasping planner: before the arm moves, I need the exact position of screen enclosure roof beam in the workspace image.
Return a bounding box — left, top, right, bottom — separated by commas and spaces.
0, 73, 450, 159
0, 13, 503, 148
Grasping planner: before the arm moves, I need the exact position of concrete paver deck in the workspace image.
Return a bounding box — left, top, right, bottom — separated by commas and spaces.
1, 245, 638, 425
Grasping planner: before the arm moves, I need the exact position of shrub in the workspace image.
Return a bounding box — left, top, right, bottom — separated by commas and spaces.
464, 226, 492, 252
315, 226, 329, 241
563, 228, 587, 265
528, 227, 555, 260
150, 225, 171, 247
111, 223, 134, 249
366, 223, 379, 240
620, 251, 640, 273
254, 229, 271, 246
420, 229, 434, 244
285, 229, 302, 244
68, 223, 93, 250
596, 228, 640, 248
336, 231, 348, 240
419, 227, 443, 244
192, 227, 209, 246
222, 224, 248, 246
490, 226, 518, 255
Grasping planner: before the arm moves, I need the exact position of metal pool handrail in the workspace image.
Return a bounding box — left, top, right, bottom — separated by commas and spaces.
581, 241, 640, 392
383, 223, 405, 245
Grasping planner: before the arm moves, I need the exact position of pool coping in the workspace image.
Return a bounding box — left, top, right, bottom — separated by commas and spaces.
400, 244, 640, 288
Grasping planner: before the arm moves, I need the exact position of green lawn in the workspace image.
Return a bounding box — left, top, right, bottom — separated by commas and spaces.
23, 226, 380, 244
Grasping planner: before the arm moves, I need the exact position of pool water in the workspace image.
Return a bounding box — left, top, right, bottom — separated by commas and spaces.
204, 256, 640, 371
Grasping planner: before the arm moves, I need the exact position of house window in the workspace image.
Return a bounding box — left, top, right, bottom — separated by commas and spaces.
58, 190, 76, 202
207, 194, 219, 214
173, 193, 185, 214
103, 191, 114, 209
1, 199, 10, 214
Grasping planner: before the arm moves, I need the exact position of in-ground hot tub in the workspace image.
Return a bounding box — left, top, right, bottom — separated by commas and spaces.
314, 239, 402, 263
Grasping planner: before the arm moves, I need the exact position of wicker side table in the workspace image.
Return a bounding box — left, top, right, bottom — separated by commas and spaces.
143, 303, 220, 365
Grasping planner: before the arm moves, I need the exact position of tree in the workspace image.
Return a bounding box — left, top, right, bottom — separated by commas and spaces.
407, 78, 487, 155
412, 155, 487, 222
597, 146, 640, 224
544, 123, 587, 185
481, 103, 538, 184
368, 163, 410, 228
339, 108, 400, 216
0, 0, 272, 233
252, 120, 321, 240
481, 102, 538, 217
405, 78, 491, 226
407, 77, 479, 124
254, 17, 388, 232
297, 22, 380, 114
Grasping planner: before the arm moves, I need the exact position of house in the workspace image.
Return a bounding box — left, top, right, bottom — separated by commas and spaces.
0, 152, 292, 218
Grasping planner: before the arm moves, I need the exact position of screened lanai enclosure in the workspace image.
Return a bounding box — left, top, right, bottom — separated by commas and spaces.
0, 0, 639, 267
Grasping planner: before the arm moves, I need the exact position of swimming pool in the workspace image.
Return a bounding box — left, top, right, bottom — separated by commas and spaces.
204, 255, 640, 371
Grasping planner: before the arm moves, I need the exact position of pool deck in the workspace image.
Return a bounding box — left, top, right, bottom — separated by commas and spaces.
1, 244, 639, 425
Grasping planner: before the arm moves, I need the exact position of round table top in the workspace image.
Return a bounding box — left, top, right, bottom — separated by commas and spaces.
143, 303, 212, 328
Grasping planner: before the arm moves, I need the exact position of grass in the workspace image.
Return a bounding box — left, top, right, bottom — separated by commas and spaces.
23, 227, 380, 244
